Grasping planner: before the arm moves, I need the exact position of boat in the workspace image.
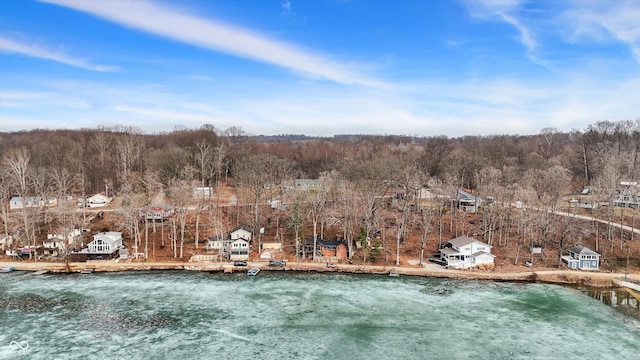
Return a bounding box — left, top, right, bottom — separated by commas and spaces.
31, 270, 49, 276
80, 268, 94, 274
1, 266, 16, 273
247, 267, 261, 276
388, 268, 399, 277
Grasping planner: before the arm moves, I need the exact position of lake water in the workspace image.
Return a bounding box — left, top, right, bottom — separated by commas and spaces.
1, 271, 639, 360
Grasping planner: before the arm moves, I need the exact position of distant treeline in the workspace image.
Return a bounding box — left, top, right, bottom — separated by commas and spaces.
1, 119, 639, 195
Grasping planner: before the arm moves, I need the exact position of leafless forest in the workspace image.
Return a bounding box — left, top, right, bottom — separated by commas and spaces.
1, 119, 639, 271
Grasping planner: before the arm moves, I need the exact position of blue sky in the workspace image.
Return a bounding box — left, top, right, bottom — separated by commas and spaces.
1, 0, 639, 136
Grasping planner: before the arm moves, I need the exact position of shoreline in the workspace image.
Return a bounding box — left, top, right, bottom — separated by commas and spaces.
2, 260, 640, 290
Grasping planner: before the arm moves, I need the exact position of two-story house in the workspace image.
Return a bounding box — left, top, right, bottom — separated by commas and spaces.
440, 236, 495, 269
562, 245, 600, 270
206, 226, 252, 260
81, 231, 123, 260
43, 228, 82, 257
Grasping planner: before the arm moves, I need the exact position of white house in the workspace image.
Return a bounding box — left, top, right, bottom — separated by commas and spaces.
452, 190, 482, 213
139, 206, 175, 221
193, 187, 214, 199
562, 245, 600, 270
87, 231, 123, 254
228, 239, 250, 260
440, 236, 495, 269
206, 236, 232, 252
46, 228, 82, 249
205, 225, 252, 259
10, 196, 57, 210
81, 193, 112, 208
230, 226, 252, 241
282, 179, 320, 191
43, 229, 82, 256
0, 234, 13, 251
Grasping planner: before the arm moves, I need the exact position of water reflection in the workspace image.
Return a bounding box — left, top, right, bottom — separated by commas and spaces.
580, 287, 640, 321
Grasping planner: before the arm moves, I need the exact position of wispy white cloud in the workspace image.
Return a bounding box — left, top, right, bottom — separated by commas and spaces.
561, 0, 640, 63
465, 0, 640, 65
0, 90, 90, 109
0, 35, 118, 72
40, 0, 380, 86
497, 12, 536, 51
464, 0, 536, 50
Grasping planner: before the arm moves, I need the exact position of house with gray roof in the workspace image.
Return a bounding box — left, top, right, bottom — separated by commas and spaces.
562, 245, 600, 270
72, 231, 123, 260
440, 236, 495, 269
206, 225, 252, 259
452, 189, 482, 213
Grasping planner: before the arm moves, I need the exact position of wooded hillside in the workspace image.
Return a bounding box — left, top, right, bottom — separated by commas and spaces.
1, 120, 639, 270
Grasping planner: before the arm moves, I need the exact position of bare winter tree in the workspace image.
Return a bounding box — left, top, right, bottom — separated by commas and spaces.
344, 157, 393, 262
591, 150, 624, 252
476, 167, 503, 246
539, 127, 560, 160
326, 175, 357, 258
305, 172, 334, 261
117, 180, 145, 258
0, 171, 13, 238
522, 165, 570, 263
113, 128, 144, 183
233, 153, 288, 251
286, 192, 306, 262
140, 170, 163, 258
167, 178, 193, 258
2, 147, 36, 256
392, 159, 424, 265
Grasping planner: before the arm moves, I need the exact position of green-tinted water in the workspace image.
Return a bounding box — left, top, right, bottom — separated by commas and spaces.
1, 271, 639, 359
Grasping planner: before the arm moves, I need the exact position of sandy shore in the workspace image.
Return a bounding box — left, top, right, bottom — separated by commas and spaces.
2, 259, 639, 289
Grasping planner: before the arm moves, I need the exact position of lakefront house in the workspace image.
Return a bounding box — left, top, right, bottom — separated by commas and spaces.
562, 245, 600, 270
440, 236, 495, 269
71, 231, 123, 261
206, 225, 253, 260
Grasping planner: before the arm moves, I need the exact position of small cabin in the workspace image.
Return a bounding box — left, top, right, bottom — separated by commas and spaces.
139, 206, 175, 221
562, 245, 600, 270
193, 187, 214, 199
80, 193, 112, 208
302, 239, 348, 259
452, 189, 482, 213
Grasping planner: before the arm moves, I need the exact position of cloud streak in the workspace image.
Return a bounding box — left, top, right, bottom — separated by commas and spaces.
466, 0, 640, 64
464, 0, 536, 52
40, 0, 380, 86
562, 0, 640, 63
0, 35, 117, 72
